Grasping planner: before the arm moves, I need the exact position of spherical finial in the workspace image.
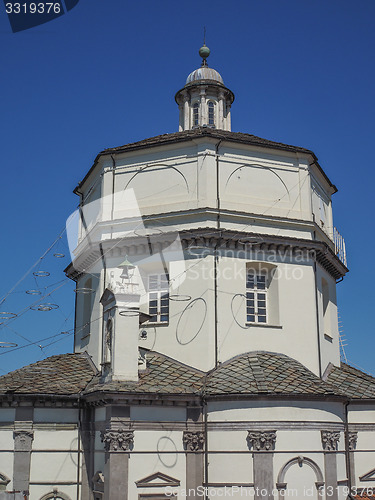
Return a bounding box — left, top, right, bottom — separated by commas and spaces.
199, 44, 210, 60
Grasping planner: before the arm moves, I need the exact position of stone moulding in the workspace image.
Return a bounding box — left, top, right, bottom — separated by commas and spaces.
100, 428, 134, 452
247, 430, 277, 451
183, 431, 205, 452
321, 430, 340, 451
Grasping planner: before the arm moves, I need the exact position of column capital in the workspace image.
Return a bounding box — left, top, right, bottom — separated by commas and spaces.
13, 429, 34, 451
100, 428, 134, 452
347, 431, 358, 451
247, 430, 276, 451
183, 431, 205, 452
321, 430, 340, 451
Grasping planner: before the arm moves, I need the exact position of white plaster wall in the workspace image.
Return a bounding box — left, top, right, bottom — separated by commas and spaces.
207, 452, 253, 484
30, 451, 79, 483
32, 429, 79, 450
208, 400, 345, 423
349, 406, 375, 423
0, 429, 14, 450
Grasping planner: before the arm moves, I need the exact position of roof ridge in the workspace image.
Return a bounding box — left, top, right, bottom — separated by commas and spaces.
247, 353, 269, 393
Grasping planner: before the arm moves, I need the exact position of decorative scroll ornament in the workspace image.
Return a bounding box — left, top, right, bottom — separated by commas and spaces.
247, 431, 277, 451
347, 431, 358, 451
100, 429, 134, 452
321, 430, 340, 451
183, 431, 205, 452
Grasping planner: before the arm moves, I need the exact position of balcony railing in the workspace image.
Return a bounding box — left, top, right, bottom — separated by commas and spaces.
333, 227, 347, 267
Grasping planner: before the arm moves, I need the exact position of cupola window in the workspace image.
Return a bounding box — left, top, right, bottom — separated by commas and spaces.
193, 102, 199, 126
208, 101, 215, 126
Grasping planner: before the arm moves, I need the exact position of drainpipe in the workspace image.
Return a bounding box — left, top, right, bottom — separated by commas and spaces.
203, 394, 209, 500
344, 400, 352, 492
77, 399, 82, 500
313, 231, 323, 378
214, 140, 222, 368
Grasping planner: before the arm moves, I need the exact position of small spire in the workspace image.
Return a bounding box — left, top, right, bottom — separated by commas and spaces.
199, 27, 210, 66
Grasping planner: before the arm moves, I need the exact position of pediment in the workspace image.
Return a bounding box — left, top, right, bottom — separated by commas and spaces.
135, 471, 180, 488
360, 468, 375, 481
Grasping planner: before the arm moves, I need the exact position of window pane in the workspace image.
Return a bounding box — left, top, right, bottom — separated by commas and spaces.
247, 315, 255, 322
258, 316, 267, 323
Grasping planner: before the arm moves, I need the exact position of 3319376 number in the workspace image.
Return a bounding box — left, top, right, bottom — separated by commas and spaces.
5, 3, 61, 14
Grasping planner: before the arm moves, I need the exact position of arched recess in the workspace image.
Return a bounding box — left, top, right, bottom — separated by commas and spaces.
122, 164, 189, 206
276, 456, 324, 491
224, 163, 290, 204
39, 491, 72, 500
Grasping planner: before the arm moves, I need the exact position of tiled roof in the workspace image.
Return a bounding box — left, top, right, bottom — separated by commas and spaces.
352, 494, 375, 500
101, 128, 313, 156
327, 363, 375, 399
1, 351, 375, 401
0, 353, 96, 396
85, 351, 339, 397
204, 352, 337, 396
85, 353, 204, 395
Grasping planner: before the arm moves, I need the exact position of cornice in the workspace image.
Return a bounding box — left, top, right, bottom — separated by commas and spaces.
65, 226, 348, 281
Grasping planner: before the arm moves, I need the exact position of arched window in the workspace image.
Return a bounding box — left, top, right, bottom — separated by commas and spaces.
192, 102, 199, 126
208, 101, 215, 126
40, 491, 72, 500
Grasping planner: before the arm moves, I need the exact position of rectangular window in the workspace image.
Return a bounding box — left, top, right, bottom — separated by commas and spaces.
246, 272, 267, 323
148, 274, 169, 323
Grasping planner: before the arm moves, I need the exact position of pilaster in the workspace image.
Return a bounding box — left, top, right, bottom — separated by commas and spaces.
247, 430, 276, 500
13, 406, 34, 494
321, 430, 340, 500
183, 428, 204, 499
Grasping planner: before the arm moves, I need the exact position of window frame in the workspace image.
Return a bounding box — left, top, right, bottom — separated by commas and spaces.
192, 102, 199, 126
246, 270, 268, 324
148, 273, 169, 324
208, 100, 215, 126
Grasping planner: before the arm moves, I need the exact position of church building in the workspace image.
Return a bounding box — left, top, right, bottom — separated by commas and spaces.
0, 45, 375, 500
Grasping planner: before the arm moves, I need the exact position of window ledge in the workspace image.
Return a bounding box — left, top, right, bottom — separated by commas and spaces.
245, 323, 282, 329
143, 322, 169, 327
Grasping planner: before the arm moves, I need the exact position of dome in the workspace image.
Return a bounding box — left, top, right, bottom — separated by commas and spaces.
186, 67, 224, 85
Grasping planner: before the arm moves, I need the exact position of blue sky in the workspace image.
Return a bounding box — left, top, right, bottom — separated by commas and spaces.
0, 0, 374, 375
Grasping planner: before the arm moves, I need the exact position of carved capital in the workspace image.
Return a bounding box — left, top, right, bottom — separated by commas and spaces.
13, 430, 34, 451
247, 431, 276, 451
321, 430, 340, 451
183, 431, 204, 452
347, 431, 358, 451
100, 429, 134, 452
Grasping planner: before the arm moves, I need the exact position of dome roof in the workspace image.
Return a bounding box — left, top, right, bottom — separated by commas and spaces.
186, 66, 224, 85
